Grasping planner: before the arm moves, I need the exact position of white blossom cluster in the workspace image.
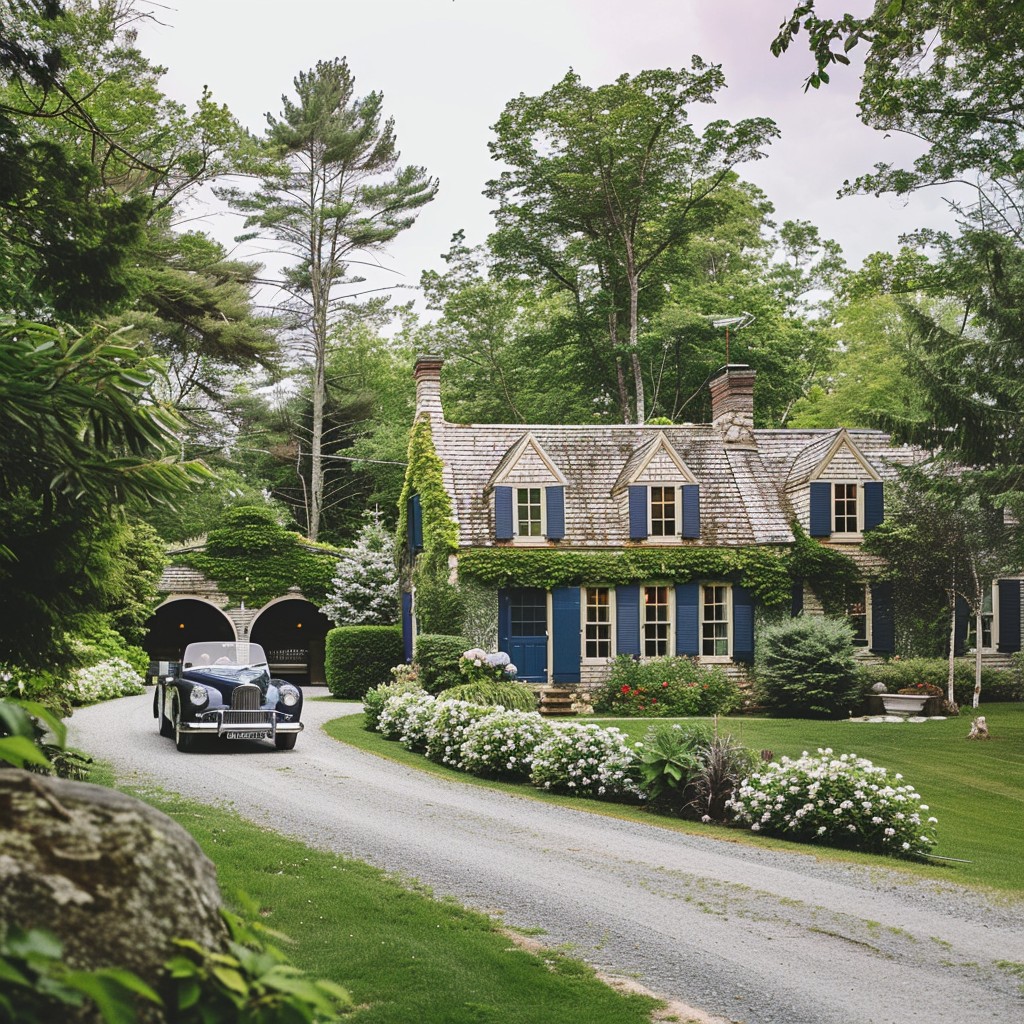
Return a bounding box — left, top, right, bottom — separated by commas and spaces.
377, 691, 436, 744
460, 648, 518, 680
66, 658, 145, 706
529, 723, 643, 799
727, 747, 938, 857
424, 699, 501, 768
459, 709, 554, 779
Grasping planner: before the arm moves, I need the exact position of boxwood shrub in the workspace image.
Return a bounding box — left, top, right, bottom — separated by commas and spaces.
413, 633, 468, 693
325, 625, 403, 699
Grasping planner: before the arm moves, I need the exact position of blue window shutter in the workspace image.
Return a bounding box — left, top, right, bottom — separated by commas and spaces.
863, 482, 884, 532
998, 580, 1022, 653
551, 587, 581, 683
546, 486, 565, 540
791, 582, 804, 617
628, 485, 648, 540
408, 494, 423, 553
498, 589, 511, 654
870, 582, 895, 654
954, 595, 969, 656
401, 591, 414, 663
681, 484, 700, 539
494, 486, 513, 540
616, 585, 640, 657
733, 586, 754, 664
676, 583, 699, 657
809, 482, 832, 537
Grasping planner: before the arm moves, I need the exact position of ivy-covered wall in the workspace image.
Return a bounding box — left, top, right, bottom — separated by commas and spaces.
172, 506, 340, 607
457, 547, 795, 607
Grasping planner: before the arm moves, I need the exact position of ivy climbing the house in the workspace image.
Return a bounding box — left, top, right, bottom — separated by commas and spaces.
457, 546, 794, 607
173, 506, 340, 607
788, 522, 862, 616
396, 414, 463, 633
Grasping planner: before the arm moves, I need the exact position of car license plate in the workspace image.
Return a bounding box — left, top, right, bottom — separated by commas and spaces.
224, 731, 270, 740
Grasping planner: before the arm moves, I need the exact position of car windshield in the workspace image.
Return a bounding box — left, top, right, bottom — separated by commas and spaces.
182, 641, 269, 670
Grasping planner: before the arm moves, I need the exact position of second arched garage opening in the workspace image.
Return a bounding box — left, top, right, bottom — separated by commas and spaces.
250, 598, 333, 686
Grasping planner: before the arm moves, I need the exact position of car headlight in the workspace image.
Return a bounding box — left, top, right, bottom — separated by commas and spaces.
189, 684, 209, 707
279, 685, 300, 707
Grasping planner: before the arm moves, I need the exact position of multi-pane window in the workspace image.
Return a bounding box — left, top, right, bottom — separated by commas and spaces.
966, 587, 995, 650
516, 487, 543, 537
643, 585, 671, 657
584, 587, 612, 659
510, 588, 547, 636
650, 486, 676, 537
834, 483, 859, 533
844, 583, 868, 646
701, 584, 730, 657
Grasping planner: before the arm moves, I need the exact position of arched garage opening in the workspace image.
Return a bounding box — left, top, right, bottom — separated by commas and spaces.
250, 598, 332, 686
143, 599, 235, 675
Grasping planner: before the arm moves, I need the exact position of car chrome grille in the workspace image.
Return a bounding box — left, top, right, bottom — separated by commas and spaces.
232, 684, 262, 711
221, 710, 274, 726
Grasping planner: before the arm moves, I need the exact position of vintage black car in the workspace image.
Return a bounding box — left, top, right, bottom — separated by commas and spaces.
154, 641, 304, 752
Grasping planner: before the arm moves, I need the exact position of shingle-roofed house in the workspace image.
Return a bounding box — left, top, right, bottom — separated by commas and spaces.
401, 357, 1023, 686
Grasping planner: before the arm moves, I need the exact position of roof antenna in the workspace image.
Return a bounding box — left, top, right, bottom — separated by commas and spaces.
710, 312, 755, 364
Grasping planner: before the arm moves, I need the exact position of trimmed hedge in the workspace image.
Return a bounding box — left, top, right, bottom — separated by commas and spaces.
413, 633, 468, 693
857, 658, 1023, 705
325, 626, 403, 699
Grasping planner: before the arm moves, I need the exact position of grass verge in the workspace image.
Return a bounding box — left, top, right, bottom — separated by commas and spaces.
98, 771, 661, 1024
325, 703, 1024, 895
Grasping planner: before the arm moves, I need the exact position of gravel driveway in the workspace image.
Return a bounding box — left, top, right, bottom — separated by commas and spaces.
69, 694, 1023, 1024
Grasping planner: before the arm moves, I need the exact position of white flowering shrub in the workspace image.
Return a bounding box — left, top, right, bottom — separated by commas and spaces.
459, 709, 554, 780
67, 658, 145, 705
377, 691, 436, 743
530, 723, 643, 800
363, 677, 424, 732
397, 694, 442, 752
459, 648, 519, 683
424, 699, 500, 769
321, 511, 399, 626
727, 748, 937, 858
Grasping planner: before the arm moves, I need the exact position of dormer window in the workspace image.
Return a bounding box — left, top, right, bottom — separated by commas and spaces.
650, 486, 677, 536
810, 481, 884, 539
516, 487, 544, 537
494, 485, 565, 542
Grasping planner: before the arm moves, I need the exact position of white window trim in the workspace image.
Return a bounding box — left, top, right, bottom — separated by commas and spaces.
512, 484, 547, 543
581, 586, 616, 663
641, 583, 674, 659
967, 582, 998, 653
647, 483, 680, 543
699, 581, 733, 663
830, 480, 864, 540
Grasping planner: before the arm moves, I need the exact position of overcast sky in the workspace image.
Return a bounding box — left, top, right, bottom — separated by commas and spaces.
137, 0, 951, 306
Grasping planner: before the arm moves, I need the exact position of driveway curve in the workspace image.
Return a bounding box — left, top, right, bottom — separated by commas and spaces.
69, 695, 1023, 1024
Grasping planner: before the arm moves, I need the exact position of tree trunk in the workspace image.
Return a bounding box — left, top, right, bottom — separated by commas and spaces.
308, 337, 325, 542
946, 594, 957, 706
627, 266, 645, 424
973, 606, 983, 708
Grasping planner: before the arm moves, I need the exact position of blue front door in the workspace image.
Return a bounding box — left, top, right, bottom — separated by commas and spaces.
499, 588, 548, 682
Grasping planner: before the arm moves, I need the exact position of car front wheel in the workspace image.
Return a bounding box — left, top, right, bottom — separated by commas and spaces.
173, 700, 194, 752
275, 733, 298, 750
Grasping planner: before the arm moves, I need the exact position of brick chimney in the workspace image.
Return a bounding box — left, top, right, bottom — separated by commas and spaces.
414, 355, 444, 419
709, 364, 756, 445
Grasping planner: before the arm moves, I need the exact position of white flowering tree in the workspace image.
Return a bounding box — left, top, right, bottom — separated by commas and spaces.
321, 511, 399, 625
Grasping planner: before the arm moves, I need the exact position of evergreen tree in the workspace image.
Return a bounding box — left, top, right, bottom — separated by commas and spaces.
321, 510, 399, 626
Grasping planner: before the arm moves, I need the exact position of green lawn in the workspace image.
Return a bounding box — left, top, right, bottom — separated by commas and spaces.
98, 772, 660, 1024
326, 703, 1024, 894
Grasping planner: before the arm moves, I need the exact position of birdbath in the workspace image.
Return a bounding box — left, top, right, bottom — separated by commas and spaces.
879, 693, 930, 716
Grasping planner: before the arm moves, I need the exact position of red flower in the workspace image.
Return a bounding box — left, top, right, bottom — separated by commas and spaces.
661, 681, 669, 688
620, 685, 631, 694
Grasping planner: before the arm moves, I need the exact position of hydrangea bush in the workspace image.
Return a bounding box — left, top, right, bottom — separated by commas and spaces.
459, 709, 553, 779
459, 648, 519, 684
362, 673, 424, 732
530, 723, 642, 800
377, 691, 436, 742
424, 699, 500, 768
727, 748, 937, 858
66, 658, 145, 705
